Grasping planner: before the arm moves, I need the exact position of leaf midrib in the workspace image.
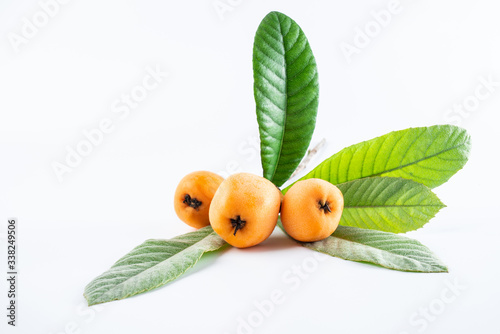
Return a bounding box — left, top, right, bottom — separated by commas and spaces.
358, 142, 468, 180
268, 12, 287, 183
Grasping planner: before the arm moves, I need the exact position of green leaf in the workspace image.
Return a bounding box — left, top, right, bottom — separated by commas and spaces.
285, 125, 470, 192
338, 177, 445, 233
84, 226, 226, 306
281, 223, 448, 273
253, 11, 319, 187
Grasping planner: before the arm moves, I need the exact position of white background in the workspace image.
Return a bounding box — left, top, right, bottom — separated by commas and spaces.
1, 0, 500, 333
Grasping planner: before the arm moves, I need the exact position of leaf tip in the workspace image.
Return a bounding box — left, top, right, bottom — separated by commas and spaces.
83, 293, 94, 307
433, 265, 449, 273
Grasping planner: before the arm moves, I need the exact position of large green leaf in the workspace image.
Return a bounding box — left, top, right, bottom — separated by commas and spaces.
253, 11, 319, 187
285, 125, 470, 192
84, 226, 226, 306
280, 223, 447, 273
338, 177, 445, 233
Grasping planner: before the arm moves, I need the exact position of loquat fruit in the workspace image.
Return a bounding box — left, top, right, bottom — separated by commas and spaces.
174, 171, 224, 229
209, 173, 281, 248
281, 178, 344, 242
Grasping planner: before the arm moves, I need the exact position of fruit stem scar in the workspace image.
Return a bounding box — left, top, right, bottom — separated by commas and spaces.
183, 194, 202, 210
319, 201, 332, 214
230, 215, 246, 236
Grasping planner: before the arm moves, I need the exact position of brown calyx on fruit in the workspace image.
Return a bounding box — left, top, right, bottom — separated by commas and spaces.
183, 194, 202, 210
230, 215, 246, 236
318, 200, 332, 213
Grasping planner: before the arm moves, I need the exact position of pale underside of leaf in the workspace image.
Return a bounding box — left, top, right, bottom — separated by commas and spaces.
84, 226, 226, 306
254, 11, 319, 187
284, 125, 470, 192
337, 177, 445, 233
283, 223, 448, 273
